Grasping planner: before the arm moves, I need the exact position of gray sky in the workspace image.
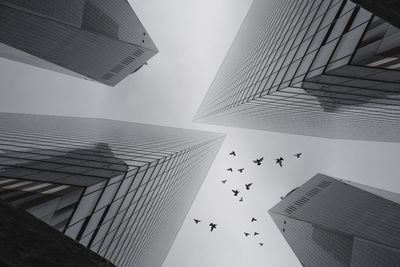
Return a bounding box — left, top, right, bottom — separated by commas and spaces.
0, 1, 400, 267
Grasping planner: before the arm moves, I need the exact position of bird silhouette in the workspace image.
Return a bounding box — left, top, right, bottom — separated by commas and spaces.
245, 183, 253, 190
239, 197, 243, 202
194, 219, 201, 224
259, 243, 264, 246
253, 157, 264, 166
232, 189, 240, 196
275, 157, 284, 167
254, 232, 259, 236
227, 168, 233, 172
229, 151, 236, 156
251, 217, 257, 222
222, 180, 227, 184
294, 152, 302, 158
237, 168, 244, 173
209, 223, 217, 232
244, 232, 250, 237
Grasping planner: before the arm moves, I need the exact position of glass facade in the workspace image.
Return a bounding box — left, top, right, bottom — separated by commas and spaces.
351, 0, 400, 29
0, 0, 158, 86
195, 0, 400, 142
0, 112, 224, 267
269, 174, 400, 266
0, 199, 115, 267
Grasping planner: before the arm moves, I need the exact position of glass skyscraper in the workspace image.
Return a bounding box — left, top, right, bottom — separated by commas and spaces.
0, 0, 158, 86
195, 0, 400, 142
269, 173, 400, 266
0, 112, 224, 267
351, 0, 400, 29
0, 199, 115, 267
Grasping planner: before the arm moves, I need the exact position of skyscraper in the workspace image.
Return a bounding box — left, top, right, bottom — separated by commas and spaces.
0, 112, 224, 267
351, 0, 400, 29
0, 199, 115, 267
0, 0, 158, 86
269, 173, 400, 266
195, 0, 400, 142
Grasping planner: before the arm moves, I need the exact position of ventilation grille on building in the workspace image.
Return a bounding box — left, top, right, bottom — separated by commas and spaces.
101, 73, 114, 80
111, 64, 125, 73
122, 56, 135, 65
317, 180, 332, 188
306, 187, 321, 197
294, 196, 310, 207
132, 49, 144, 57
284, 205, 297, 214
284, 181, 332, 215
101, 49, 144, 81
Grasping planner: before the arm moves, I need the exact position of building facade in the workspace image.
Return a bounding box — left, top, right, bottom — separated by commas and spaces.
351, 0, 400, 29
0, 112, 224, 267
269, 173, 400, 266
195, 0, 400, 142
0, 0, 158, 86
0, 199, 115, 267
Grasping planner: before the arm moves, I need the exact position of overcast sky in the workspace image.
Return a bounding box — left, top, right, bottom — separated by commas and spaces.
0, 1, 400, 267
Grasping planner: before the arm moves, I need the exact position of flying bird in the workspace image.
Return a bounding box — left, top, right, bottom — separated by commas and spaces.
232, 189, 240, 196
245, 183, 253, 190
251, 217, 257, 222
294, 152, 302, 158
275, 157, 284, 167
193, 219, 201, 224
209, 223, 217, 232
244, 232, 250, 237
253, 157, 264, 166
227, 168, 233, 172
259, 243, 264, 246
229, 151, 236, 156
222, 180, 227, 184
237, 168, 244, 173
239, 197, 243, 202
254, 232, 260, 236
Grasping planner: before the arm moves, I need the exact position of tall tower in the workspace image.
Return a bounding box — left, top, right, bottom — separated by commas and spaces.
0, 0, 158, 86
0, 112, 224, 267
0, 199, 115, 267
269, 174, 400, 266
195, 0, 400, 142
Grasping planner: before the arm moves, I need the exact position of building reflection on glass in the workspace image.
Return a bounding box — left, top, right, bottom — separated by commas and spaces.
195, 0, 400, 142
0, 112, 224, 267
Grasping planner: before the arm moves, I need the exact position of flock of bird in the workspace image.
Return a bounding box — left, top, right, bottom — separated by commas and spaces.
193, 150, 302, 247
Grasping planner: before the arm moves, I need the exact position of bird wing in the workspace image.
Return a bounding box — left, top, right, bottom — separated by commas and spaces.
279, 161, 282, 167
259, 157, 264, 162
253, 160, 257, 163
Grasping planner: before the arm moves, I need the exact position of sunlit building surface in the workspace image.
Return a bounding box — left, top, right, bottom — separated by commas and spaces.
0, 0, 158, 86
0, 112, 223, 267
269, 173, 400, 266
195, 0, 400, 142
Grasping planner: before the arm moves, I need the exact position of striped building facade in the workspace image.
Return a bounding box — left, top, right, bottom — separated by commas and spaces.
195, 0, 400, 142
269, 174, 400, 266
0, 112, 224, 267
0, 0, 158, 86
